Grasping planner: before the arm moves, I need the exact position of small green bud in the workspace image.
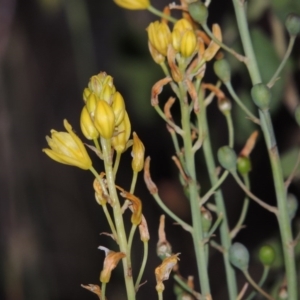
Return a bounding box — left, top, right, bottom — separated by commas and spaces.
218, 98, 232, 114
229, 242, 249, 271
295, 106, 300, 126
285, 13, 300, 37
217, 146, 237, 171
259, 245, 276, 266
201, 207, 212, 233
188, 1, 208, 25
251, 83, 271, 110
213, 59, 231, 83
237, 156, 252, 175
287, 194, 298, 220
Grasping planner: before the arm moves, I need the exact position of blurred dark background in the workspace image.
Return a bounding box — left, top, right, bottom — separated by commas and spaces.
0, 0, 300, 299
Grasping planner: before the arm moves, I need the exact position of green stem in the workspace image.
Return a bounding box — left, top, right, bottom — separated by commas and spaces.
113, 151, 122, 178
225, 111, 234, 148
127, 224, 137, 258
243, 270, 273, 300
130, 171, 138, 194
202, 23, 245, 62
173, 275, 202, 300
94, 138, 101, 152
101, 282, 106, 300
207, 213, 223, 238
225, 82, 260, 125
102, 204, 119, 243
267, 36, 296, 88
245, 266, 270, 300
100, 138, 136, 300
231, 0, 297, 296
230, 173, 250, 239
231, 171, 277, 214
135, 241, 148, 291
199, 91, 238, 300
152, 193, 193, 232
147, 5, 177, 23
157, 290, 163, 300
178, 82, 211, 297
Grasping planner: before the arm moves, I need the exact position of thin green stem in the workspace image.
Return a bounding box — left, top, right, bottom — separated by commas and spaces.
173, 275, 202, 300
207, 213, 223, 238
202, 23, 245, 62
93, 138, 101, 151
113, 151, 122, 178
231, 171, 277, 214
102, 204, 119, 243
199, 90, 238, 300
200, 171, 229, 206
225, 111, 234, 148
157, 290, 163, 300
135, 241, 148, 292
245, 266, 270, 300
101, 282, 106, 300
230, 173, 250, 239
130, 171, 138, 194
178, 82, 211, 297
127, 224, 137, 258
225, 82, 260, 125
267, 36, 296, 88
152, 193, 193, 232
147, 5, 177, 23
100, 138, 136, 300
243, 270, 273, 300
231, 0, 297, 294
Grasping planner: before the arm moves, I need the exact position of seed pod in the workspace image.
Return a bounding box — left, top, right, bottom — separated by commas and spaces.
285, 13, 300, 37
229, 242, 249, 271
251, 83, 271, 111
188, 1, 208, 25
217, 146, 237, 171
259, 245, 276, 266
214, 59, 231, 83
237, 156, 252, 175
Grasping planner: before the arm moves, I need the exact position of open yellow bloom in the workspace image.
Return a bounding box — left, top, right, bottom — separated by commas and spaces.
43, 119, 92, 170
114, 0, 150, 10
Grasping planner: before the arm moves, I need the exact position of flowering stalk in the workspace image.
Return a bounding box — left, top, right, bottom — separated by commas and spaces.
231, 0, 297, 298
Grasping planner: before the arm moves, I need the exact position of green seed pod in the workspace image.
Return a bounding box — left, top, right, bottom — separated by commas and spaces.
217, 146, 237, 171
294, 106, 300, 126
188, 1, 208, 25
251, 83, 271, 110
229, 242, 249, 271
287, 194, 298, 220
285, 13, 300, 37
157, 240, 172, 261
213, 59, 231, 83
237, 156, 252, 175
259, 245, 276, 266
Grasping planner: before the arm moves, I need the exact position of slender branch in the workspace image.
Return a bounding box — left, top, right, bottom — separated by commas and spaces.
135, 241, 148, 291
173, 275, 202, 300
284, 148, 300, 189
147, 5, 177, 23
101, 282, 106, 300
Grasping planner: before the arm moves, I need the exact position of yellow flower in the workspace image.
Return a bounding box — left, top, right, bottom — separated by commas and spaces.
147, 21, 171, 56
43, 119, 92, 170
114, 0, 150, 10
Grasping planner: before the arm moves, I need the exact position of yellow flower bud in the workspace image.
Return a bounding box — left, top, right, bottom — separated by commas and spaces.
43, 119, 92, 170
86, 93, 98, 118
180, 30, 197, 57
80, 106, 99, 140
94, 100, 115, 139
148, 41, 165, 64
131, 132, 145, 172
171, 29, 181, 52
88, 73, 116, 99
173, 18, 193, 32
99, 84, 115, 104
111, 91, 126, 126
111, 111, 131, 153
83, 88, 91, 103
113, 0, 150, 10
147, 21, 171, 56
98, 246, 126, 283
